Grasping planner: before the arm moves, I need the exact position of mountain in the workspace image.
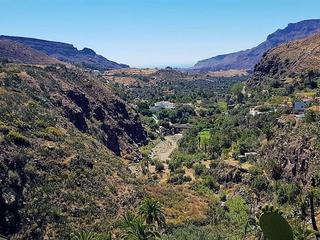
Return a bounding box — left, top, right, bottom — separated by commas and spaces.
194, 19, 320, 71
0, 35, 129, 71
0, 39, 61, 65
0, 62, 146, 238
248, 32, 320, 87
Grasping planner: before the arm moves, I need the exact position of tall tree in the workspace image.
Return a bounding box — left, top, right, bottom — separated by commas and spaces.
139, 198, 166, 230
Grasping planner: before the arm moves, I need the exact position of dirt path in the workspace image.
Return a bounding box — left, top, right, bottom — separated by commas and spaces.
150, 134, 183, 183
153, 134, 183, 162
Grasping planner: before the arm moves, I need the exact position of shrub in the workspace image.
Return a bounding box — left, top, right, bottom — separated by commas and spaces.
193, 163, 206, 176
6, 130, 30, 146
0, 123, 10, 134
168, 158, 183, 172
168, 173, 191, 184
203, 176, 219, 192
155, 161, 165, 172
8, 170, 21, 185
251, 175, 269, 192
276, 183, 300, 204
46, 126, 64, 137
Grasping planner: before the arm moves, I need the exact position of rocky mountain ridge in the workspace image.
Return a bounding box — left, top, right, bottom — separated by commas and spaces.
194, 19, 320, 71
248, 32, 320, 87
0, 35, 129, 71
0, 39, 61, 65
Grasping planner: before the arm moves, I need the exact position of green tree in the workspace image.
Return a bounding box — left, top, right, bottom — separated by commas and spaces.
230, 82, 245, 103
120, 213, 160, 240
139, 198, 166, 229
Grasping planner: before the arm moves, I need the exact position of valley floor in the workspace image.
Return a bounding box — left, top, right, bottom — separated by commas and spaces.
149, 134, 183, 184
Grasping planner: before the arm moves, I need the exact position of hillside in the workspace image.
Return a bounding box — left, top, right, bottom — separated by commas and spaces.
249, 33, 320, 87
0, 39, 61, 65
194, 19, 320, 71
0, 62, 146, 239
0, 35, 129, 71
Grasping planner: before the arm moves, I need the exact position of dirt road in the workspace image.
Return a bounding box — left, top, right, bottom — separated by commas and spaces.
153, 134, 183, 162
150, 134, 183, 183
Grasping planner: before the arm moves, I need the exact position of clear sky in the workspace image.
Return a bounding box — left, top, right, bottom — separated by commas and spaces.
1, 0, 320, 67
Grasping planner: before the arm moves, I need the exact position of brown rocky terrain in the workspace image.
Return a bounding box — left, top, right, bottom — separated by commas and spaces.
0, 39, 61, 65
261, 127, 319, 186
248, 33, 320, 87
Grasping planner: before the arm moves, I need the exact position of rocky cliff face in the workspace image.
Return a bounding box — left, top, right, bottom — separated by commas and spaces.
194, 19, 320, 71
0, 35, 129, 71
0, 62, 146, 239
260, 127, 319, 186
248, 33, 320, 87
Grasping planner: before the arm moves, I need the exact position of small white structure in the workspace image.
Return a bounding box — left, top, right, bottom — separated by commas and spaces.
154, 101, 175, 109
150, 101, 175, 111
244, 152, 258, 158
249, 107, 277, 116
249, 108, 259, 116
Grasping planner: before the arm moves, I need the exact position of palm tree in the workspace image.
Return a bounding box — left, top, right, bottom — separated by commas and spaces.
71, 231, 97, 240
71, 231, 113, 240
0, 234, 7, 240
119, 211, 140, 229
120, 216, 159, 240
97, 232, 112, 240
139, 198, 166, 230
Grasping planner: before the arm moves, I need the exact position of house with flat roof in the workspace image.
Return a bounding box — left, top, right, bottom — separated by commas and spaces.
150, 101, 175, 111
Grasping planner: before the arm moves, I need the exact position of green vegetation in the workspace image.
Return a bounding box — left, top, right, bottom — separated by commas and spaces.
6, 130, 30, 146
139, 198, 166, 229
71, 231, 98, 240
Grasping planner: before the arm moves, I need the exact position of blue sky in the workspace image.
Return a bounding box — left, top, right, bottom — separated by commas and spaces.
1, 0, 320, 67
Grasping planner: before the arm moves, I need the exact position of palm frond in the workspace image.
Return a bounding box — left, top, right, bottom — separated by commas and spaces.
71, 231, 97, 240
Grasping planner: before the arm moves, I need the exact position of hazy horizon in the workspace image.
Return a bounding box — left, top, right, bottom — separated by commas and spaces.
1, 0, 320, 68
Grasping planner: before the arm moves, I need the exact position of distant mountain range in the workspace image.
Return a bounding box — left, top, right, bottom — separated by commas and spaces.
193, 19, 320, 72
0, 35, 129, 70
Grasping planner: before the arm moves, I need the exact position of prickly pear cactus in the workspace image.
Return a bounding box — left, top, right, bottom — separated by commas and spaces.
259, 206, 294, 240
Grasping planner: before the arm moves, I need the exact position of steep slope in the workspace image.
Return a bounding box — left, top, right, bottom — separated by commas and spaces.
0, 63, 146, 239
0, 35, 129, 71
194, 19, 320, 71
0, 39, 61, 65
248, 33, 320, 87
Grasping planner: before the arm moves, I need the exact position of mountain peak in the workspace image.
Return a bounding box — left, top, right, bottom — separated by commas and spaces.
194, 19, 320, 71
80, 47, 96, 56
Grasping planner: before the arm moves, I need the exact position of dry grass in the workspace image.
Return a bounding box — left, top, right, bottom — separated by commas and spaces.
146, 185, 209, 225
0, 87, 7, 95
105, 68, 158, 76
110, 76, 137, 85
207, 69, 249, 77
